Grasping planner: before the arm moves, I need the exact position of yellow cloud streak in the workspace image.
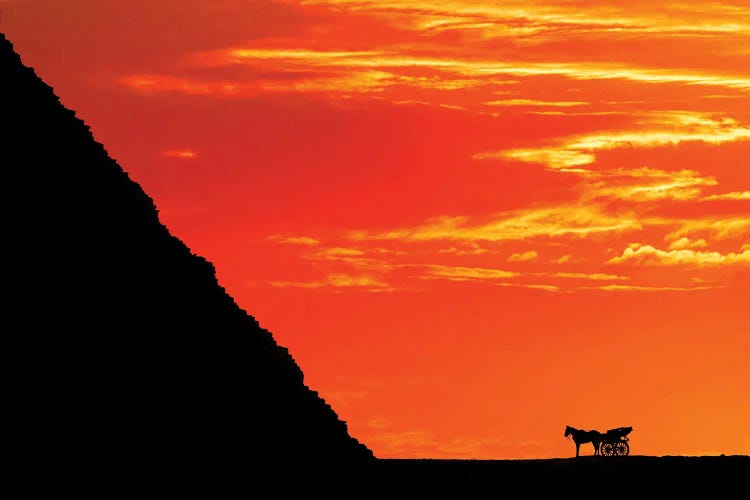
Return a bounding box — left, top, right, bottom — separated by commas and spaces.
485, 99, 588, 107
161, 149, 197, 159
499, 283, 560, 292
507, 250, 538, 262
607, 244, 750, 266
272, 274, 394, 290
584, 284, 716, 292
477, 112, 750, 169
121, 75, 248, 96
551, 272, 629, 281
667, 238, 708, 250
121, 71, 397, 95
348, 205, 642, 243
702, 191, 750, 201
582, 168, 718, 202
267, 235, 321, 245
301, 0, 750, 36
319, 247, 366, 257
196, 49, 750, 92
666, 218, 750, 240
423, 265, 517, 280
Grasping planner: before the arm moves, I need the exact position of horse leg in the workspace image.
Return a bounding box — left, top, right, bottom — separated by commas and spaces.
593, 441, 600, 455
576, 442, 580, 457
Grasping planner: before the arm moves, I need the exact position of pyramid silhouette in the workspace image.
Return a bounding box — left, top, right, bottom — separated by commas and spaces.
2, 31, 373, 493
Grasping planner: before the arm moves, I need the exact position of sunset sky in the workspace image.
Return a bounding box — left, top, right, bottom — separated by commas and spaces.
3, 0, 748, 458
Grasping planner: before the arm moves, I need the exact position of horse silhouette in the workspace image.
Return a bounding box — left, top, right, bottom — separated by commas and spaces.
564, 425, 602, 457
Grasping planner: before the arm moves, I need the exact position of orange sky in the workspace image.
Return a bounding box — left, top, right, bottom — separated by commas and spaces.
4, 0, 748, 458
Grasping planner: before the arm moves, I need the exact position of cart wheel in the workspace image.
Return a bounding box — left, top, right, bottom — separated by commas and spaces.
614, 441, 630, 456
600, 443, 615, 456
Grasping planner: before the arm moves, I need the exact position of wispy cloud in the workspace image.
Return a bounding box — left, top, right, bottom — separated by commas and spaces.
301, 1, 750, 39
348, 206, 642, 243
498, 282, 560, 292
422, 265, 517, 281
583, 284, 716, 292
485, 99, 588, 107
667, 238, 707, 250
122, 38, 750, 101
162, 149, 197, 159
271, 273, 394, 291
580, 167, 718, 202
507, 250, 538, 262
318, 247, 366, 257
550, 272, 629, 281
666, 217, 750, 241
607, 243, 750, 266
475, 112, 750, 169
702, 190, 750, 201
267, 235, 321, 245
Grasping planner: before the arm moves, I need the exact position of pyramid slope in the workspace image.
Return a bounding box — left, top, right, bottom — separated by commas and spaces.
3, 31, 373, 488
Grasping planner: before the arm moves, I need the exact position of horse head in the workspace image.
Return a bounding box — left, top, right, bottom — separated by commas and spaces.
564, 425, 572, 438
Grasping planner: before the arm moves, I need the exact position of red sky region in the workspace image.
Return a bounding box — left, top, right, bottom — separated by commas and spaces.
3, 0, 748, 458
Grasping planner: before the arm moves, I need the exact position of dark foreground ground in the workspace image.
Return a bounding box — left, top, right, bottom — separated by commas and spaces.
371, 455, 748, 494
69, 454, 747, 496
254, 455, 750, 496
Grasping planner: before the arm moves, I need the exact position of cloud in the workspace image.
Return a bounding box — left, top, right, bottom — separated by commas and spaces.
271, 273, 394, 291
318, 247, 366, 257
484, 99, 588, 107
267, 235, 321, 245
667, 238, 708, 250
666, 217, 750, 240
438, 245, 489, 255
327, 274, 392, 288
498, 282, 560, 292
551, 272, 629, 281
204, 49, 750, 91
583, 284, 715, 292
270, 280, 326, 289
374, 247, 408, 255
422, 265, 517, 281
301, 1, 750, 39
508, 250, 538, 262
607, 244, 750, 266
305, 246, 395, 272
348, 205, 642, 243
120, 74, 259, 97
702, 191, 750, 201
474, 148, 595, 169
127, 29, 750, 100
162, 149, 197, 159
580, 167, 718, 202
475, 112, 750, 169
120, 71, 396, 96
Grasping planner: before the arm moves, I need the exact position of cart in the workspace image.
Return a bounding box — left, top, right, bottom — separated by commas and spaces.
598, 426, 633, 456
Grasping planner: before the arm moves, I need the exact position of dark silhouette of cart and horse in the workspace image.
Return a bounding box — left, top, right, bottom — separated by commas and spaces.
564, 425, 633, 457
